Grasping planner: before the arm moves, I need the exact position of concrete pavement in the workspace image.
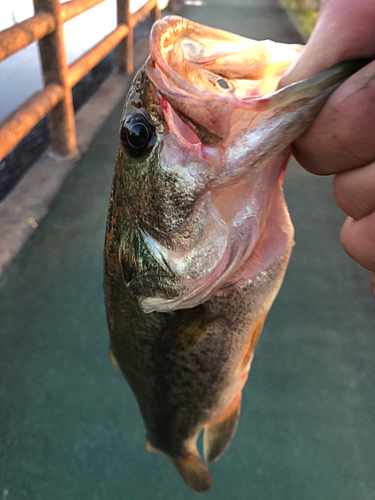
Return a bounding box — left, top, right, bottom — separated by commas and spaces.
1, 1, 374, 499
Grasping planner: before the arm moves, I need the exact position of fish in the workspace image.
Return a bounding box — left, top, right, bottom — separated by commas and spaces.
104, 15, 364, 493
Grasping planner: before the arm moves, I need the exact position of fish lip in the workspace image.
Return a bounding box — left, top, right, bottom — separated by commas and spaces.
146, 56, 257, 148
155, 90, 204, 151
149, 17, 269, 105
147, 52, 281, 109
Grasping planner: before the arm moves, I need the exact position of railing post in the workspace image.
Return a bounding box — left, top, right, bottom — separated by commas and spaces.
150, 2, 161, 27
33, 0, 77, 157
117, 0, 133, 74
169, 0, 179, 14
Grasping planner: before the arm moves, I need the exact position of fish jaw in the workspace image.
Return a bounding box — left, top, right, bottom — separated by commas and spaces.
116, 17, 368, 311
148, 16, 304, 146
120, 17, 360, 314
139, 149, 291, 313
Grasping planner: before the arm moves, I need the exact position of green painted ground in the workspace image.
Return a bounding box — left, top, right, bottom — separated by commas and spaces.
1, 1, 374, 499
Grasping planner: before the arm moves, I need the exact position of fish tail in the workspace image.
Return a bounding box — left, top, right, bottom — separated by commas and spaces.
173, 451, 213, 493
203, 393, 242, 464
146, 439, 212, 493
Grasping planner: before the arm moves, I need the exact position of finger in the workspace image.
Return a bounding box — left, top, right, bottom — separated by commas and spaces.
279, 0, 375, 87
333, 161, 375, 220
340, 214, 375, 272
292, 59, 375, 175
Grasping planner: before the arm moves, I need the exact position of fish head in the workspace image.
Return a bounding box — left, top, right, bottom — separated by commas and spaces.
116, 16, 361, 314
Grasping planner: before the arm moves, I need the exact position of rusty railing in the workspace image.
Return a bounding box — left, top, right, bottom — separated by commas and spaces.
0, 0, 161, 162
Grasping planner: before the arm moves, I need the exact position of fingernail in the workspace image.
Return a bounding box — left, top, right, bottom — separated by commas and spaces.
370, 273, 375, 298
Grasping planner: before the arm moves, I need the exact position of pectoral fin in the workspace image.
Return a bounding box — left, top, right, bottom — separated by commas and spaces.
203, 394, 242, 464
145, 440, 169, 459
163, 311, 218, 353
108, 346, 120, 369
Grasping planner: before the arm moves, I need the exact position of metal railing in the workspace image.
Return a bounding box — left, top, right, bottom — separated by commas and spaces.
0, 0, 161, 161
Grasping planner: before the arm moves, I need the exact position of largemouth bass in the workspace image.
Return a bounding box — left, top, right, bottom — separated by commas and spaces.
104, 16, 363, 493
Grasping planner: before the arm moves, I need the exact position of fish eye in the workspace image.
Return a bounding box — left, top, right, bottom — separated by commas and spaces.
120, 113, 156, 158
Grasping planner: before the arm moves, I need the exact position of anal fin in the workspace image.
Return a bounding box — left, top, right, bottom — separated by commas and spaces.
236, 314, 266, 375
203, 394, 241, 464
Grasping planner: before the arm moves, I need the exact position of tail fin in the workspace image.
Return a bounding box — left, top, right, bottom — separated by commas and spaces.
203, 394, 241, 464
173, 453, 212, 493
146, 440, 212, 493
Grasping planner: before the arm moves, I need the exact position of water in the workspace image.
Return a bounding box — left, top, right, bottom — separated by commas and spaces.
0, 0, 150, 122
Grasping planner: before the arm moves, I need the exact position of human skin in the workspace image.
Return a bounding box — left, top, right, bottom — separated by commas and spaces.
279, 0, 375, 296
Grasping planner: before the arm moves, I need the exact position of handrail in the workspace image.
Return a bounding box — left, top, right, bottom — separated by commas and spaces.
0, 0, 109, 65
61, 0, 105, 23
0, 13, 56, 63
0, 85, 64, 161
0, 0, 161, 162
132, 0, 158, 26
67, 25, 130, 88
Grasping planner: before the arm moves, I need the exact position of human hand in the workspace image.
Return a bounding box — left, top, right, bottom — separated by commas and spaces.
279, 0, 375, 296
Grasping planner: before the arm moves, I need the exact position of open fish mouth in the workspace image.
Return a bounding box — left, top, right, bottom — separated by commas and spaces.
124, 16, 366, 314
146, 16, 304, 147
130, 18, 301, 313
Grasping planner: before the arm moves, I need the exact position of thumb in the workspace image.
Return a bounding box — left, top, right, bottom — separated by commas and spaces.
279, 0, 375, 88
